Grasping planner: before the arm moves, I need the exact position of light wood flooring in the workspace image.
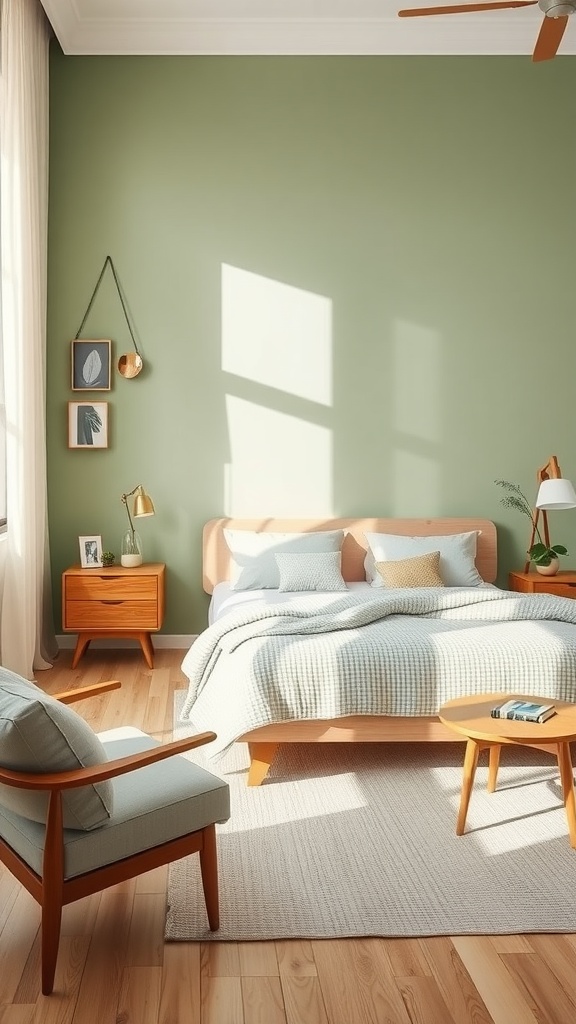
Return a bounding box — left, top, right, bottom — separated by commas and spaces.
1, 648, 576, 1023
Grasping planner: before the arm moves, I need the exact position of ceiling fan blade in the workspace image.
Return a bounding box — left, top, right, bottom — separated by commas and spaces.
532, 14, 569, 61
399, 1, 536, 15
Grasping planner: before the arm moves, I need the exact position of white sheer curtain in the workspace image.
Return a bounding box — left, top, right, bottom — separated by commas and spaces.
0, 0, 57, 678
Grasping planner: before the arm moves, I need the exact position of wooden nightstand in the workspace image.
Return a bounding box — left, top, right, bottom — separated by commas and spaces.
508, 570, 576, 600
62, 563, 166, 669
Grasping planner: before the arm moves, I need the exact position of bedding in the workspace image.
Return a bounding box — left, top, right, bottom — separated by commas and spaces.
364, 530, 483, 587
374, 551, 444, 589
208, 580, 372, 625
181, 587, 576, 759
276, 550, 347, 592
224, 528, 344, 590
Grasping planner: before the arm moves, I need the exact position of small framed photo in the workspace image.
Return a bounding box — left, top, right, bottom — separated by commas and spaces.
71, 339, 111, 391
68, 402, 109, 448
79, 535, 103, 569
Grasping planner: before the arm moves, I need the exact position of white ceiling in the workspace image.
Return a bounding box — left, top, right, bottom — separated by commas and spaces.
38, 0, 576, 57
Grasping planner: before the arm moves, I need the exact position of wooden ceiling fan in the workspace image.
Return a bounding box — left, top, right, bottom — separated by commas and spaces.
398, 0, 576, 61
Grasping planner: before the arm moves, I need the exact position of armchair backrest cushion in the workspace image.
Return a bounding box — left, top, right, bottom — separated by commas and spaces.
0, 668, 113, 830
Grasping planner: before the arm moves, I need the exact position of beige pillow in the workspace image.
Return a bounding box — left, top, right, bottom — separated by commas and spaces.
374, 551, 444, 589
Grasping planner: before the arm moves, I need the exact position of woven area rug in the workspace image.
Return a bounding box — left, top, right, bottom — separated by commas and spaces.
166, 692, 576, 941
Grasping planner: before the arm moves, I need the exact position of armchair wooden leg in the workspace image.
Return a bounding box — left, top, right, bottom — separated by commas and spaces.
199, 824, 220, 931
41, 891, 63, 995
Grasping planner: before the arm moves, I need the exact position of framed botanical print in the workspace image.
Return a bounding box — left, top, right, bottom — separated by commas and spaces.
71, 339, 111, 391
68, 402, 109, 448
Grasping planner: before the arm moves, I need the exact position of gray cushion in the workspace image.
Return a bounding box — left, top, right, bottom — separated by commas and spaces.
275, 550, 348, 592
0, 727, 231, 879
0, 667, 113, 830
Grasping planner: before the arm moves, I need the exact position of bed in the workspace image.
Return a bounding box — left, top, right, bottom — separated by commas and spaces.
180, 516, 576, 785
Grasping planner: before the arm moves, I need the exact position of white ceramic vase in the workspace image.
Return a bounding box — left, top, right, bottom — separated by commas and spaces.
535, 558, 559, 577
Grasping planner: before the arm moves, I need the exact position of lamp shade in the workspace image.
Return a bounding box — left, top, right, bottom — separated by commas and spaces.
536, 477, 576, 510
133, 486, 155, 518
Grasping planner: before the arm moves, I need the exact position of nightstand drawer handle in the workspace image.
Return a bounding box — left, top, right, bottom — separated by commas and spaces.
100, 600, 124, 605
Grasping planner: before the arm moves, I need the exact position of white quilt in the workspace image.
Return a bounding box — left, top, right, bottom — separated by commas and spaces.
180, 587, 576, 758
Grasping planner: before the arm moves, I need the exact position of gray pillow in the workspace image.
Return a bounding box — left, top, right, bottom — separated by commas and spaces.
225, 529, 344, 590
275, 550, 348, 592
0, 667, 113, 830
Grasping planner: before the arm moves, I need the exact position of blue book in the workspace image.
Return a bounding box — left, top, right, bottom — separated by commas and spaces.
490, 699, 556, 723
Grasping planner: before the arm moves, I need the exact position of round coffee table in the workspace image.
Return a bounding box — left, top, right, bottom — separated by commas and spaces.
439, 693, 576, 848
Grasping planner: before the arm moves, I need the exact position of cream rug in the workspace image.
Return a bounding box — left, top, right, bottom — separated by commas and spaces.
166, 693, 576, 940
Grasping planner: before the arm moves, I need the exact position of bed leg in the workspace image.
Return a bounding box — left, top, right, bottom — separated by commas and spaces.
247, 743, 278, 786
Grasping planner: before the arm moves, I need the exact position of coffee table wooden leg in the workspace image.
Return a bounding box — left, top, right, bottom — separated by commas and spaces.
487, 744, 501, 793
556, 742, 576, 848
457, 739, 480, 836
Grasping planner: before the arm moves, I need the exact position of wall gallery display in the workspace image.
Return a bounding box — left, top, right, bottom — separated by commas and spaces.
68, 401, 109, 449
71, 339, 111, 390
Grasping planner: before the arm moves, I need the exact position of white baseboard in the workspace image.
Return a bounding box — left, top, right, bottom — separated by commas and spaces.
56, 634, 197, 650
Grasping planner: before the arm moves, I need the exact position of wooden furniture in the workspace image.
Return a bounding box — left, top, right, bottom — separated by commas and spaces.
523, 454, 575, 572
509, 569, 576, 600
0, 679, 228, 995
62, 563, 165, 669
439, 692, 576, 847
202, 517, 498, 785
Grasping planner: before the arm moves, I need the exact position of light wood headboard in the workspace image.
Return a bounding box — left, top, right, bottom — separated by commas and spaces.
202, 517, 497, 594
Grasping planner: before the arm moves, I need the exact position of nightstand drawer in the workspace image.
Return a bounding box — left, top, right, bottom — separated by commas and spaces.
65, 574, 158, 602
64, 600, 160, 630
509, 571, 576, 599
533, 582, 576, 599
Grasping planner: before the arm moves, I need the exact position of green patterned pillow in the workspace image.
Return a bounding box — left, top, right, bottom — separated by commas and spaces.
374, 551, 444, 589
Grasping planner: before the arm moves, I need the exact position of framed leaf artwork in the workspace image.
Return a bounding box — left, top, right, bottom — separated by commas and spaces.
71, 339, 111, 390
68, 402, 109, 449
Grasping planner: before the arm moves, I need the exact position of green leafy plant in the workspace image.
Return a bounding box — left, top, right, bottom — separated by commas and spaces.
495, 479, 568, 567
101, 551, 115, 567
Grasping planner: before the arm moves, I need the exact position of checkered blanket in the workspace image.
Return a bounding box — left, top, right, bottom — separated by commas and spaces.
180, 587, 576, 757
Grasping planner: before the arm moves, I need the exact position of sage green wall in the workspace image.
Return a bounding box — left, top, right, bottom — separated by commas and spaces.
47, 51, 576, 635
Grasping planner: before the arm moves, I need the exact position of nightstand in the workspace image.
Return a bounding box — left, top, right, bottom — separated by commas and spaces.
62, 563, 165, 669
508, 570, 576, 600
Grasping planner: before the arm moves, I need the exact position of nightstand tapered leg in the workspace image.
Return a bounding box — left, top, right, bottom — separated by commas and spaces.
139, 632, 154, 669
72, 634, 91, 669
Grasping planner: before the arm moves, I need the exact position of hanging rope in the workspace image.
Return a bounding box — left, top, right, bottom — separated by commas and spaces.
75, 255, 142, 356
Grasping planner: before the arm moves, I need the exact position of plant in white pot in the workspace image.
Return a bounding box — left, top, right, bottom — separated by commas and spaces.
495, 479, 568, 575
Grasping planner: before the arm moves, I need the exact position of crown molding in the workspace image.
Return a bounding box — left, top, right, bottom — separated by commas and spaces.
39, 1, 574, 56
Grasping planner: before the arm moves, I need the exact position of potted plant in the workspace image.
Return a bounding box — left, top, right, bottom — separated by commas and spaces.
495, 479, 568, 574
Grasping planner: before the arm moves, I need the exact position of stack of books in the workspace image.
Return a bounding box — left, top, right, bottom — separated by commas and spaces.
490, 699, 556, 724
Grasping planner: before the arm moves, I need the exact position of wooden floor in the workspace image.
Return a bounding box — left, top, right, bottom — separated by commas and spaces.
1, 649, 576, 1023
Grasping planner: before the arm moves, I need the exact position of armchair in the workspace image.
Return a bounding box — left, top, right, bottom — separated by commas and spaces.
0, 669, 230, 995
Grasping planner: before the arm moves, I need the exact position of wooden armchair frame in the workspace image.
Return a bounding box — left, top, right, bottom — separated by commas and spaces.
0, 680, 220, 995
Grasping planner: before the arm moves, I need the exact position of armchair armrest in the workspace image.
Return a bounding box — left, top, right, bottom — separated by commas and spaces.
0, 731, 217, 792
52, 680, 122, 704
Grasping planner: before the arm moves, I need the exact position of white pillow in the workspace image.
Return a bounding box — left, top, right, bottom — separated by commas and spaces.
224, 529, 344, 591
364, 531, 483, 588
275, 550, 348, 592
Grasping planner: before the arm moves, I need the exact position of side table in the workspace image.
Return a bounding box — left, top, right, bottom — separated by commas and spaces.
62, 562, 165, 669
508, 570, 576, 600
439, 692, 576, 848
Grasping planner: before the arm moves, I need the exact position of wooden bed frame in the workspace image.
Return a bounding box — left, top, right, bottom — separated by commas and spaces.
202, 517, 498, 785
